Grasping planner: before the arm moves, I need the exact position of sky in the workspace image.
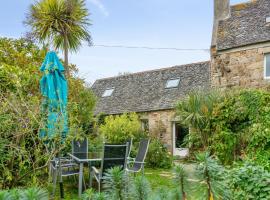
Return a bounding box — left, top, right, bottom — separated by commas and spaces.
0, 0, 246, 84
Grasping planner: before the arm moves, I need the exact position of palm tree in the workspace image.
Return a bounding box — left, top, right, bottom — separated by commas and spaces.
176, 90, 208, 148
176, 89, 222, 149
25, 0, 92, 76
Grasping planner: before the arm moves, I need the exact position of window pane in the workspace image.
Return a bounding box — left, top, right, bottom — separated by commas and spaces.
166, 78, 180, 88
266, 54, 270, 78
102, 88, 114, 97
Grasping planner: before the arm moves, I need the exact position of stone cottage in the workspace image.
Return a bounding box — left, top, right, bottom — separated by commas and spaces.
91, 62, 210, 156
91, 0, 270, 155
211, 0, 270, 88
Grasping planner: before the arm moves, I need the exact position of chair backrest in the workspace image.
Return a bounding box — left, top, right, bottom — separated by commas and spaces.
126, 138, 133, 158
72, 138, 88, 159
101, 143, 129, 176
133, 139, 150, 169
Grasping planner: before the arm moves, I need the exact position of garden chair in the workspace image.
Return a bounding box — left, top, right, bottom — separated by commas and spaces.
51, 138, 88, 195
126, 139, 150, 175
89, 142, 129, 192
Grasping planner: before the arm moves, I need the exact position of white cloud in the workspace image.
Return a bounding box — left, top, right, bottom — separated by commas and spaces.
88, 0, 109, 17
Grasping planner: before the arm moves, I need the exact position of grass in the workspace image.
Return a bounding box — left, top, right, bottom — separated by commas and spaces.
49, 167, 174, 199
49, 163, 196, 199
145, 168, 174, 190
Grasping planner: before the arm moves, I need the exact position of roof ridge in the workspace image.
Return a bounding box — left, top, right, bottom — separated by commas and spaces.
93, 60, 210, 82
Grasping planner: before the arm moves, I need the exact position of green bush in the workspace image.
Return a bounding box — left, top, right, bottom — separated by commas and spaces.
0, 187, 48, 200
178, 89, 270, 167
99, 113, 146, 143
194, 152, 231, 200
82, 188, 106, 200
229, 163, 270, 200
211, 89, 270, 166
246, 149, 270, 171
145, 138, 173, 169
210, 130, 238, 165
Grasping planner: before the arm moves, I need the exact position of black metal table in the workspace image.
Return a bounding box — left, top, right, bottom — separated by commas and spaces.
68, 152, 102, 197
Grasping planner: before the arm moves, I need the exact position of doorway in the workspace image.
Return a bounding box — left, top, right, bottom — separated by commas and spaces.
172, 122, 189, 157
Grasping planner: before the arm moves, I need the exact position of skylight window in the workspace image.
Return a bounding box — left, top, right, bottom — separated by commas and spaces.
166, 78, 180, 88
102, 88, 114, 97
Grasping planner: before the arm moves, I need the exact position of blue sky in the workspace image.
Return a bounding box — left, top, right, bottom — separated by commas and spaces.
0, 0, 246, 84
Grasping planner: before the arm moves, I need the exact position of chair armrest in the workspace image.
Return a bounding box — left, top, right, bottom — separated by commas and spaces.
133, 161, 146, 164
127, 157, 135, 163
92, 166, 100, 175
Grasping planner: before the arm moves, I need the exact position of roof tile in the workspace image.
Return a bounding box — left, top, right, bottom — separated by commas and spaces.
217, 0, 270, 50
91, 61, 210, 115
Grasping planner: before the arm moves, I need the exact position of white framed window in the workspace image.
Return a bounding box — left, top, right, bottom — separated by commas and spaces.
165, 78, 180, 88
264, 53, 270, 79
102, 88, 114, 97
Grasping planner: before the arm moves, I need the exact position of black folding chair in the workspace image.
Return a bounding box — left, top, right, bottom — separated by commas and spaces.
126, 139, 150, 175
51, 138, 88, 195
90, 142, 129, 192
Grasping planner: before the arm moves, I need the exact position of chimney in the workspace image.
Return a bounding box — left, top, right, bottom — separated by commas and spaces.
211, 0, 230, 48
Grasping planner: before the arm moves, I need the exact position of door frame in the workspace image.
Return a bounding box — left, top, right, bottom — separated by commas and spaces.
172, 121, 189, 157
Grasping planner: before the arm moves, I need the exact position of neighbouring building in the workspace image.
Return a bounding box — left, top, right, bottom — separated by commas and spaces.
91, 0, 270, 156
211, 0, 270, 88
91, 62, 210, 156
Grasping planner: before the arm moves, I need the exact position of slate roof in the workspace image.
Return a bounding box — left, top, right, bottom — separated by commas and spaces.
217, 0, 270, 51
91, 61, 210, 115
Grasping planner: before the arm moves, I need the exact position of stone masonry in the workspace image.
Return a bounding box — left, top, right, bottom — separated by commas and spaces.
211, 46, 270, 88
147, 110, 175, 153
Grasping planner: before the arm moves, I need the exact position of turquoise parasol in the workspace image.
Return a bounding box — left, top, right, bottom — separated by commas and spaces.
39, 51, 68, 139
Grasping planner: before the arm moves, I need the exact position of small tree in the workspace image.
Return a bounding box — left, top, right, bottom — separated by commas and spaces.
99, 113, 145, 143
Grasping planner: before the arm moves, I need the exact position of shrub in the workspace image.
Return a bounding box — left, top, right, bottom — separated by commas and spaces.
0, 93, 51, 188
211, 89, 270, 166
87, 167, 153, 200
103, 167, 128, 200
228, 163, 270, 200
210, 130, 238, 165
82, 188, 106, 200
194, 152, 231, 200
246, 149, 270, 171
0, 187, 48, 200
178, 89, 270, 167
145, 138, 173, 169
131, 176, 151, 200
172, 165, 188, 200
99, 113, 146, 143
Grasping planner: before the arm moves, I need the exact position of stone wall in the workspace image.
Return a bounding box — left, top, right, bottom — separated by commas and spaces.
144, 110, 175, 153
211, 46, 270, 88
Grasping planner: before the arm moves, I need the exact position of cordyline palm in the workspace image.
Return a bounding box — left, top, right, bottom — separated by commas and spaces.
26, 0, 92, 76
176, 89, 221, 149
